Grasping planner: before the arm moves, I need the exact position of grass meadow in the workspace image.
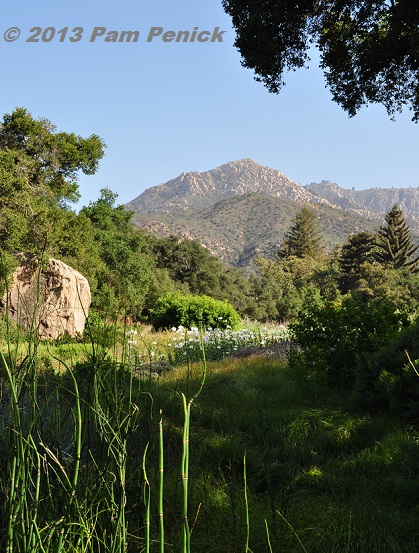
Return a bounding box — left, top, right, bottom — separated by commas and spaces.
0, 318, 418, 552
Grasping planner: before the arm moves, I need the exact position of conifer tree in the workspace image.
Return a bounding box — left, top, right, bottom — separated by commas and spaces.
374, 205, 419, 272
278, 207, 324, 259
340, 231, 375, 274
339, 231, 376, 293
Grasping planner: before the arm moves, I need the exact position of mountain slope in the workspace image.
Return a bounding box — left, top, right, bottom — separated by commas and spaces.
132, 193, 378, 268
307, 180, 419, 223
127, 160, 419, 270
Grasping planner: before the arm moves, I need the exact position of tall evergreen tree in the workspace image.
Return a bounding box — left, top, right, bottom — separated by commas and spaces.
374, 204, 419, 272
339, 231, 376, 292
278, 207, 324, 259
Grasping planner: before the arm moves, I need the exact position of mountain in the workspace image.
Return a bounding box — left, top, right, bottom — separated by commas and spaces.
127, 160, 419, 270
126, 159, 332, 213
307, 180, 419, 222
134, 193, 378, 268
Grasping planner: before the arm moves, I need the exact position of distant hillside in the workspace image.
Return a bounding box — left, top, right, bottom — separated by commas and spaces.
307, 181, 419, 227
127, 160, 419, 270
131, 195, 378, 270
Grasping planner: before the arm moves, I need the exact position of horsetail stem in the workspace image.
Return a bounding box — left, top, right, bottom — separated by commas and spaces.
159, 409, 165, 553
142, 443, 151, 553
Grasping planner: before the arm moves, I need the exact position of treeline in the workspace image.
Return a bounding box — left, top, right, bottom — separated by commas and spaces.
2, 108, 419, 330
0, 108, 256, 321
254, 205, 419, 321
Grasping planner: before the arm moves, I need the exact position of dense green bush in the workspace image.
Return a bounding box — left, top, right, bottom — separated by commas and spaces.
353, 318, 419, 416
150, 291, 241, 331
290, 296, 408, 388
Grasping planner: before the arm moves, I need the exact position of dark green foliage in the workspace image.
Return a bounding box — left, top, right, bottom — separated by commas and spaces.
0, 108, 105, 255
0, 107, 105, 203
374, 204, 419, 272
152, 235, 223, 294
80, 189, 155, 316
253, 254, 340, 321
290, 296, 408, 387
222, 0, 419, 120
278, 207, 324, 259
150, 291, 241, 330
353, 318, 419, 416
345, 263, 419, 313
0, 106, 106, 302
150, 234, 259, 318
339, 231, 376, 293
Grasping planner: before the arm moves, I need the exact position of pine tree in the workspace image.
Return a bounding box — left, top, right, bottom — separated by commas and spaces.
278, 207, 324, 259
340, 232, 375, 274
374, 204, 419, 272
339, 231, 376, 293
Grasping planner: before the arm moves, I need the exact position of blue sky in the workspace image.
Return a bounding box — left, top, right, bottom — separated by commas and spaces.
2, 0, 419, 208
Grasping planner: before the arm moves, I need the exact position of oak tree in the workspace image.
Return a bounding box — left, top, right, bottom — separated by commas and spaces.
222, 0, 419, 120
0, 108, 105, 254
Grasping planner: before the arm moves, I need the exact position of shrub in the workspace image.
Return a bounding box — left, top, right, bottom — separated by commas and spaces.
353, 317, 419, 416
290, 296, 408, 388
150, 291, 241, 331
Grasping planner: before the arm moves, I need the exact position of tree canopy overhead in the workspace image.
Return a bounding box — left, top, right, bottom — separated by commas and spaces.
222, 0, 419, 120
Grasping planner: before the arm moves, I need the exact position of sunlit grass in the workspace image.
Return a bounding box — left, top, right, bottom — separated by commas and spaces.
0, 317, 418, 552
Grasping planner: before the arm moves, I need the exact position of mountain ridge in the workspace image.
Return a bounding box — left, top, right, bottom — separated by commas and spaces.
126, 159, 419, 269
126, 159, 333, 214
306, 180, 419, 222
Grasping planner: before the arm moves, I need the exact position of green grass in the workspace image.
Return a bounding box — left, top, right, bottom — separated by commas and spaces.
0, 327, 418, 552
155, 356, 419, 552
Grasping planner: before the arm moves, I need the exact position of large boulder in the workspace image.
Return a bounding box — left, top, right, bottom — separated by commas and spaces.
1, 253, 91, 340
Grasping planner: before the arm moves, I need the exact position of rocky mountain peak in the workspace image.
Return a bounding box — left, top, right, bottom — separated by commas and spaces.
126, 159, 419, 270
126, 159, 329, 214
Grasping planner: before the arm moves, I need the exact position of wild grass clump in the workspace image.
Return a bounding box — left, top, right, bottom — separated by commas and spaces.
0, 309, 418, 552
155, 355, 419, 552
